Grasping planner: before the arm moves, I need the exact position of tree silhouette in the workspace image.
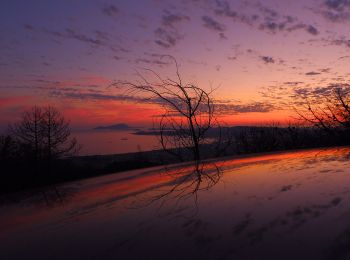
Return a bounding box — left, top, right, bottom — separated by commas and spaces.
41, 106, 79, 161
10, 106, 80, 171
115, 56, 230, 200
115, 56, 230, 165
295, 87, 350, 132
9, 106, 44, 162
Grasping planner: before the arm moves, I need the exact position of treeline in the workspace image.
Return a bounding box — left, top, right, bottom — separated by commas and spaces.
230, 125, 350, 154
62, 125, 350, 185
2, 122, 350, 195
3, 85, 350, 196
0, 106, 79, 194
172, 124, 350, 159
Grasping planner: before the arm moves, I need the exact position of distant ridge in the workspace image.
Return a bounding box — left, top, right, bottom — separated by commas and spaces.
133, 126, 259, 136
94, 123, 140, 131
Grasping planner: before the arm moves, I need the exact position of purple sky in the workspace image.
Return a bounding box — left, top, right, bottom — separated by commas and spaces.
1, 0, 350, 129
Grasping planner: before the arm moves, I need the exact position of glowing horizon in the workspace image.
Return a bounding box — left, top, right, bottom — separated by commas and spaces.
1, 0, 350, 131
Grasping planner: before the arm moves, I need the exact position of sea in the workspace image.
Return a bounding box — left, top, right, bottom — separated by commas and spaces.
73, 130, 159, 155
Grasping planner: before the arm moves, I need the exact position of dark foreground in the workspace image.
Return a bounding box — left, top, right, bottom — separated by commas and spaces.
1, 147, 350, 260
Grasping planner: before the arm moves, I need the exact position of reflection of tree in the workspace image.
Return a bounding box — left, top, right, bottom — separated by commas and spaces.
135, 161, 223, 210
0, 185, 75, 207
116, 56, 230, 205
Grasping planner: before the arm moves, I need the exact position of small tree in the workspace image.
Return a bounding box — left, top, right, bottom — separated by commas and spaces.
295, 87, 350, 131
293, 86, 350, 147
41, 106, 79, 161
115, 57, 230, 200
9, 106, 44, 162
115, 56, 230, 165
10, 106, 79, 169
0, 134, 19, 163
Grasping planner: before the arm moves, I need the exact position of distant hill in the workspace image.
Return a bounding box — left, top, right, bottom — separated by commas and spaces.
133, 126, 256, 136
94, 123, 140, 131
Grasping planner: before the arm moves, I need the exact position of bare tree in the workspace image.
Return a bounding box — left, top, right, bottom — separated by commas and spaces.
3, 106, 79, 202
115, 56, 230, 165
115, 57, 231, 202
295, 87, 350, 132
0, 134, 19, 163
41, 106, 79, 161
10, 106, 80, 165
9, 106, 44, 162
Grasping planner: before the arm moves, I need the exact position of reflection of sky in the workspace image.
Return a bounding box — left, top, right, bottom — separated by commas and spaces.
2, 147, 350, 259
1, 0, 350, 129
75, 130, 160, 155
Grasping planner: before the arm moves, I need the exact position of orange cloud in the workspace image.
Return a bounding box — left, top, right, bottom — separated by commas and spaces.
0, 96, 32, 108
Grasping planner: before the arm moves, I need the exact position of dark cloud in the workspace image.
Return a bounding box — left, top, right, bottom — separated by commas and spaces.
154, 11, 188, 48
161, 11, 190, 28
24, 24, 34, 31
154, 28, 180, 48
227, 56, 237, 61
320, 68, 331, 73
234, 102, 276, 113
214, 0, 258, 26
63, 28, 102, 45
305, 71, 321, 76
50, 89, 187, 108
24, 23, 130, 55
292, 84, 350, 100
264, 82, 350, 110
215, 1, 237, 18
256, 3, 320, 36
287, 23, 320, 35
143, 52, 169, 59
306, 25, 319, 35
260, 56, 275, 64
213, 1, 319, 36
219, 32, 227, 39
260, 81, 350, 110
319, 0, 350, 22
260, 17, 319, 36
215, 102, 276, 114
135, 58, 170, 66
50, 91, 202, 115
293, 87, 309, 97
283, 81, 304, 86
102, 5, 119, 17
49, 91, 154, 103
329, 36, 350, 48
0, 75, 108, 94
258, 12, 294, 33
51, 90, 275, 114
201, 16, 225, 32
325, 0, 349, 9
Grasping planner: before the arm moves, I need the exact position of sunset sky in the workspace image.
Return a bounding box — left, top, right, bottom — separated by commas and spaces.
1, 0, 350, 130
